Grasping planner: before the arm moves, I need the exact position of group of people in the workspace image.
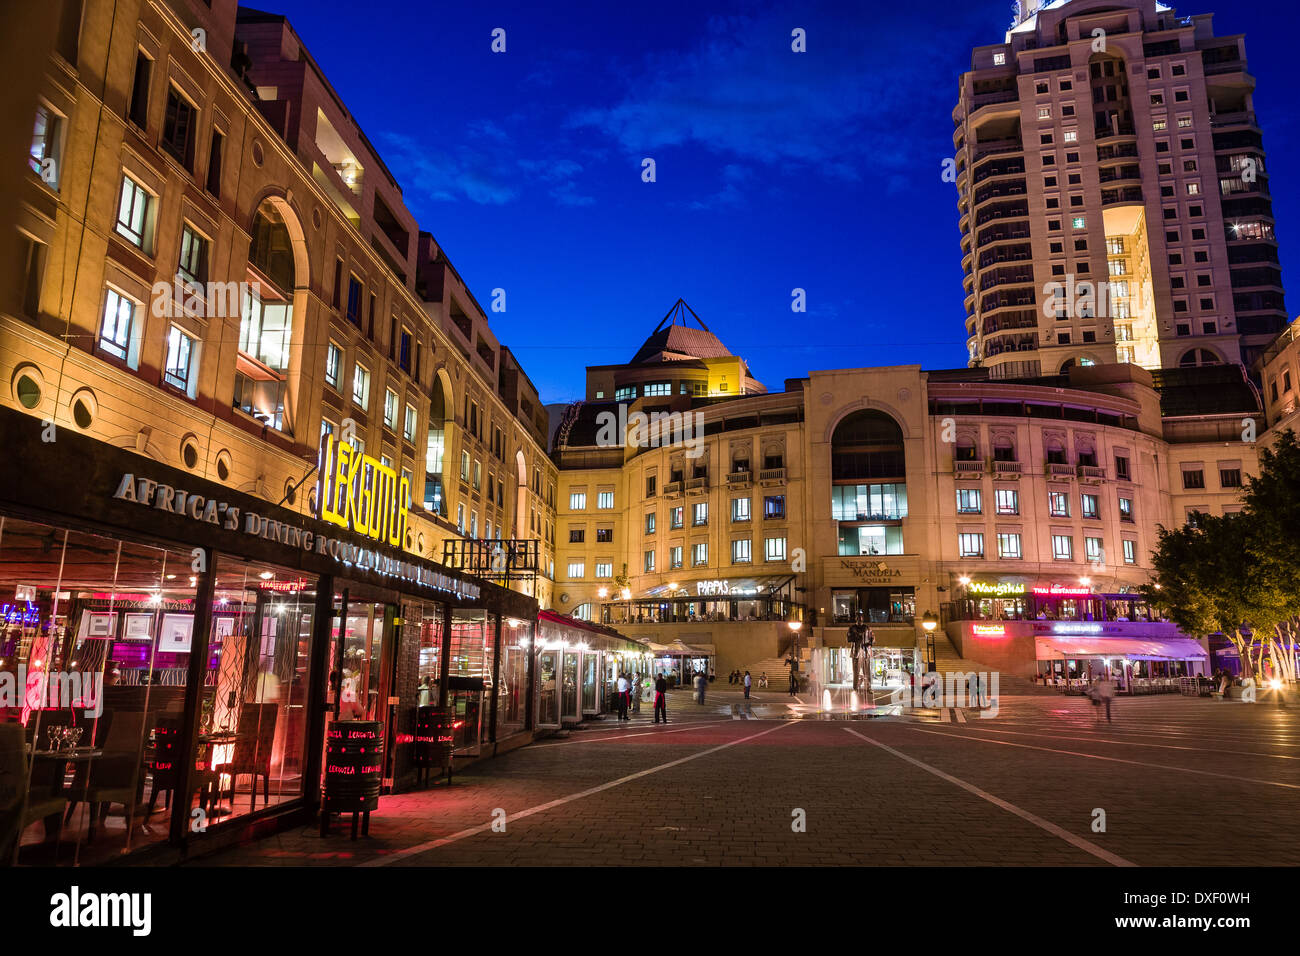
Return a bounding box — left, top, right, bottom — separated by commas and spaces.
614, 672, 671, 723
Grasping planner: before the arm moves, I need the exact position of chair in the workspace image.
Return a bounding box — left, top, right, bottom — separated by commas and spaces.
214, 703, 279, 813
145, 716, 217, 819
73, 710, 147, 846
1, 723, 68, 860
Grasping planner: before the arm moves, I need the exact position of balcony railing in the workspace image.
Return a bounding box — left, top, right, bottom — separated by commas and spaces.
686, 477, 709, 494
954, 459, 986, 475
726, 471, 752, 486
663, 480, 683, 497
759, 467, 787, 484
1077, 465, 1106, 480
1045, 462, 1075, 478
993, 460, 1022, 477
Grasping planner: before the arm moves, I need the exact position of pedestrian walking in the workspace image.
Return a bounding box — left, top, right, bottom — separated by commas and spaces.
695, 670, 707, 705
654, 673, 668, 723
616, 672, 630, 721
743, 670, 752, 699
1091, 675, 1116, 722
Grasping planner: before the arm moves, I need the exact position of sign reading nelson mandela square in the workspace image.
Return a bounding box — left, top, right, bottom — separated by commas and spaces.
110, 473, 478, 600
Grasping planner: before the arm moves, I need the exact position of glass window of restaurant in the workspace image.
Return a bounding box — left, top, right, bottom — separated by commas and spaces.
448, 609, 490, 751
0, 517, 314, 865
496, 619, 531, 738
832, 587, 915, 624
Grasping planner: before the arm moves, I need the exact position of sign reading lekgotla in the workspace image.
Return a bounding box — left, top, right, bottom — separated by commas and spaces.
110, 472, 478, 600
318, 433, 410, 547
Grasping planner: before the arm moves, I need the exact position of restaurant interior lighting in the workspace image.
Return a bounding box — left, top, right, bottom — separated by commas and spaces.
259, 571, 274, 580
1079, 576, 1091, 586
620, 588, 632, 600
958, 575, 971, 586
506, 617, 521, 628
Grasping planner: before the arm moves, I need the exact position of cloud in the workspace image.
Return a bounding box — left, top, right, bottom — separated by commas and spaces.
379, 132, 520, 204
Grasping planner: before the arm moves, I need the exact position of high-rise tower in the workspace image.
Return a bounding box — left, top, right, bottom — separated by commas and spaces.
954, 0, 1285, 377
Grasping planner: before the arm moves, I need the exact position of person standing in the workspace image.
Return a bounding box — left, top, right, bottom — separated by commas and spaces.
616, 673, 629, 721
743, 670, 752, 699
787, 660, 799, 698
1096, 674, 1116, 722
695, 670, 707, 705
654, 673, 668, 723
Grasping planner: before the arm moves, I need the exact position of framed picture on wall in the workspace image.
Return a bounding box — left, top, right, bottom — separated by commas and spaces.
212, 616, 236, 642
122, 613, 153, 641
85, 611, 117, 639
157, 613, 195, 653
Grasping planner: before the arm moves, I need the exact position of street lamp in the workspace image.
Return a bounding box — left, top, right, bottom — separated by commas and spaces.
920, 610, 938, 674
921, 611, 937, 633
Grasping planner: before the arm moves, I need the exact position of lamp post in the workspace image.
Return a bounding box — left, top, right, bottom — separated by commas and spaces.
788, 620, 803, 694
921, 610, 938, 674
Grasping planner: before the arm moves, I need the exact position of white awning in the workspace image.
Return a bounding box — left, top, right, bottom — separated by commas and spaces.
1036, 635, 1208, 661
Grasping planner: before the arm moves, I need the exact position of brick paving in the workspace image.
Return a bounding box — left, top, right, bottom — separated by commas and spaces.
193, 692, 1300, 867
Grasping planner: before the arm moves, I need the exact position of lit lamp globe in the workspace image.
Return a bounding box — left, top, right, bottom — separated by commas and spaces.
921, 611, 938, 633
787, 620, 803, 633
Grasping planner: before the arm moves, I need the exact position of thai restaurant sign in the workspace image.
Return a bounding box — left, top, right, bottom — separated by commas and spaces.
318, 433, 410, 548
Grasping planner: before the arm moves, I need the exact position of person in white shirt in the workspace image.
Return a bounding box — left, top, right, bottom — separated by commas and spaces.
743, 670, 752, 699
616, 674, 630, 721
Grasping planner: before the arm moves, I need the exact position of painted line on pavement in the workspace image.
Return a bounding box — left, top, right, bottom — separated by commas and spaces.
843, 727, 1135, 867
361, 720, 799, 866
964, 723, 1300, 760
953, 708, 967, 724
903, 726, 1300, 790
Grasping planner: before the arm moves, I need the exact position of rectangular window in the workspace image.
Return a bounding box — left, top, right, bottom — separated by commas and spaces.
353, 363, 370, 408
404, 403, 417, 443
597, 491, 614, 509
1123, 539, 1137, 564
1085, 536, 1104, 562
1219, 468, 1242, 488
570, 491, 587, 510
460, 451, 470, 481
567, 562, 585, 579
643, 382, 671, 396
1081, 493, 1100, 519
383, 388, 398, 430
472, 460, 481, 490
128, 51, 151, 128
764, 536, 787, 562
731, 496, 751, 521
115, 173, 151, 248
692, 542, 708, 566
1115, 454, 1130, 480
669, 546, 683, 569
1182, 469, 1205, 490
206, 129, 223, 196
1119, 496, 1134, 522
596, 528, 613, 543
99, 288, 137, 362
163, 324, 196, 394
29, 104, 62, 189
568, 529, 584, 543
457, 504, 465, 534
161, 86, 197, 169
645, 512, 656, 534
1049, 491, 1070, 517
958, 533, 984, 558
765, 495, 786, 519
644, 550, 656, 572
596, 562, 613, 578
692, 502, 708, 526
399, 328, 412, 371
731, 539, 752, 564
995, 488, 1019, 515
346, 276, 363, 325
178, 224, 208, 285
646, 475, 656, 497
670, 506, 683, 529
997, 532, 1022, 559
956, 488, 982, 514
325, 342, 341, 388
1052, 534, 1073, 560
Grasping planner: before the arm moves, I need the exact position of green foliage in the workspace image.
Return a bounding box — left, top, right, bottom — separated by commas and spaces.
1144, 429, 1300, 678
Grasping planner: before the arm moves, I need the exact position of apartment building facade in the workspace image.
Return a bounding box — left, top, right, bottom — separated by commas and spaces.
955, 0, 1285, 379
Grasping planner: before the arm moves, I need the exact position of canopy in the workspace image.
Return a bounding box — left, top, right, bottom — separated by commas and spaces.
647, 639, 715, 657
1035, 636, 1208, 662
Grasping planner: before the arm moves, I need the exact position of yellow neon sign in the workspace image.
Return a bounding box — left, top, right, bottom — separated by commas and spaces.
318, 433, 409, 548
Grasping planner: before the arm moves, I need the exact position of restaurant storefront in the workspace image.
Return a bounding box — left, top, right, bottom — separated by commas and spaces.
600, 575, 799, 626
534, 611, 645, 727
943, 575, 1207, 683
0, 408, 534, 865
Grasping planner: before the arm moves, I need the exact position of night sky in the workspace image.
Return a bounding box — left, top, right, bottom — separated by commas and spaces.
261, 0, 1300, 402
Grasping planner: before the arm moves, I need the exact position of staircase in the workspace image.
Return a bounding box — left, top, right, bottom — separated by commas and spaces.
929, 631, 1055, 696
736, 658, 795, 690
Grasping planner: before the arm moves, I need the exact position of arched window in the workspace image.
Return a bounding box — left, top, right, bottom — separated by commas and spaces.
424, 371, 451, 516
1179, 348, 1222, 368
830, 410, 907, 555
235, 201, 301, 433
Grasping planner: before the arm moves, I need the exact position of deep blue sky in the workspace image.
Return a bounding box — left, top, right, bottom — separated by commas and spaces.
265, 0, 1300, 402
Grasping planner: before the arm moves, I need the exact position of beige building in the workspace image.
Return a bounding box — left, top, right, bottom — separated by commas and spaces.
7, 0, 556, 604
955, 0, 1285, 378
551, 303, 1268, 680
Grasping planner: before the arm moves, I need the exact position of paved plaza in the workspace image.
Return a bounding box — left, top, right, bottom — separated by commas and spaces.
194, 689, 1300, 867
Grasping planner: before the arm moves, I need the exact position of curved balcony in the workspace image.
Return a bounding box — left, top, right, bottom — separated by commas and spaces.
1101, 185, 1143, 207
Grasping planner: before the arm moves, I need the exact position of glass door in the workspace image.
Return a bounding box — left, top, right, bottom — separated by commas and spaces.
581, 652, 598, 714
561, 651, 580, 723
536, 649, 559, 728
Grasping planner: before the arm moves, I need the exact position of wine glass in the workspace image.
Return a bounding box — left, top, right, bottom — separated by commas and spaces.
45, 725, 64, 754
67, 726, 84, 751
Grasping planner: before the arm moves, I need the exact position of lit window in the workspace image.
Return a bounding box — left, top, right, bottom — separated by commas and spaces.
404, 404, 417, 443
596, 562, 613, 578
353, 363, 370, 408
570, 491, 587, 510
645, 512, 656, 534
644, 550, 656, 572
693, 502, 708, 526
1081, 493, 1100, 519
1063, 129, 1077, 144
1049, 491, 1070, 517
995, 488, 1019, 515
1085, 537, 1104, 562
325, 342, 341, 388
956, 489, 982, 514
1123, 539, 1137, 564
669, 547, 682, 569
597, 491, 614, 509
115, 173, 151, 248
732, 496, 751, 521
1052, 535, 1073, 560
765, 536, 787, 562
1071, 216, 1086, 229
731, 539, 752, 563
99, 289, 137, 362
958, 533, 984, 558
163, 324, 196, 395
997, 532, 1021, 559
670, 506, 683, 529
567, 562, 585, 579
384, 388, 398, 430
992, 51, 1005, 65
30, 104, 62, 189
692, 542, 708, 566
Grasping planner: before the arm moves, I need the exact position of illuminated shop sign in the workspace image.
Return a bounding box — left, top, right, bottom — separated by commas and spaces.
696, 579, 760, 596
110, 473, 478, 601
318, 433, 409, 548
1031, 584, 1092, 597
967, 581, 1026, 597
1052, 622, 1103, 635
971, 624, 1006, 637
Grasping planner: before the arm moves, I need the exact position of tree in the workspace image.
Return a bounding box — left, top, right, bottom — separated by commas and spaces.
1242, 430, 1300, 683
